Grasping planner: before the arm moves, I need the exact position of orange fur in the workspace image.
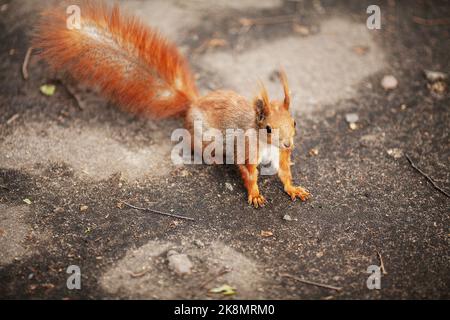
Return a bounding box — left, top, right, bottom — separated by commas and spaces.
279, 149, 310, 201
32, 1, 198, 118
258, 81, 271, 110
32, 1, 310, 208
239, 164, 266, 207
278, 70, 290, 109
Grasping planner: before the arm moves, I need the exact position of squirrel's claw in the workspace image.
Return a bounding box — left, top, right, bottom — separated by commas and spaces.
285, 186, 310, 202
248, 193, 267, 208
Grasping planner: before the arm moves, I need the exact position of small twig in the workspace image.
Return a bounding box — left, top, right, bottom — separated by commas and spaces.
130, 269, 149, 278
376, 251, 387, 275
200, 267, 231, 289
0, 184, 10, 191
6, 114, 20, 125
119, 200, 195, 221
412, 16, 450, 26
22, 47, 33, 80
280, 273, 342, 291
405, 154, 450, 198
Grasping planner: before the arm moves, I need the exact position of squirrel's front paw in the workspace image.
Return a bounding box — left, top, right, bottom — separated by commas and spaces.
285, 186, 311, 202
248, 193, 266, 208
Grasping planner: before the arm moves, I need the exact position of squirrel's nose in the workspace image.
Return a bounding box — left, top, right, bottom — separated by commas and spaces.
283, 142, 292, 149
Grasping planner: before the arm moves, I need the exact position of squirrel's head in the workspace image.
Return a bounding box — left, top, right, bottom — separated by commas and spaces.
254, 71, 296, 150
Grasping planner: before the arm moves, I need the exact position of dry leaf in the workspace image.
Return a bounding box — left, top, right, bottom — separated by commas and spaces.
80, 205, 89, 212
293, 23, 310, 36
352, 45, 369, 55
239, 18, 253, 26
207, 38, 227, 48
116, 202, 124, 209
169, 220, 182, 229
210, 284, 236, 296
40, 84, 56, 96
309, 148, 319, 156
260, 230, 273, 238
23, 198, 32, 205
41, 283, 55, 290
428, 81, 446, 95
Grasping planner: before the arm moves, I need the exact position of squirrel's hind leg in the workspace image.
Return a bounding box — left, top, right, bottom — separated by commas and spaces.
238, 164, 266, 208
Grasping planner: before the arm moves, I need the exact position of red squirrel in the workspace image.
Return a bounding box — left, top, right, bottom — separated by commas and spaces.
33, 1, 310, 208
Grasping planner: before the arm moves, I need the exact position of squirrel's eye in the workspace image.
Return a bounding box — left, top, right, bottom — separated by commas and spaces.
266, 125, 272, 133
294, 121, 297, 127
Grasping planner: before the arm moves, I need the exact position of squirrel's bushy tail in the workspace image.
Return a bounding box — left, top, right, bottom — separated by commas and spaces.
33, 1, 198, 118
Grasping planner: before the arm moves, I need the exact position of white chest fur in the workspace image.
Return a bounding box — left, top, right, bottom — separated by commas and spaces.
259, 142, 280, 174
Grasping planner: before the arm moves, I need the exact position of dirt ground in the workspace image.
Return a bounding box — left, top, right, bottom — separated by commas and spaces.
0, 0, 449, 299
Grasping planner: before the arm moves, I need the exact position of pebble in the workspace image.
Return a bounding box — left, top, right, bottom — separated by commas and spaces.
424, 70, 447, 82
360, 134, 378, 143
167, 250, 193, 275
179, 169, 190, 177
345, 113, 359, 124
345, 113, 359, 130
53, 207, 64, 214
349, 122, 358, 131
194, 239, 205, 248
283, 214, 292, 221
381, 75, 398, 90
225, 182, 234, 191
387, 148, 403, 159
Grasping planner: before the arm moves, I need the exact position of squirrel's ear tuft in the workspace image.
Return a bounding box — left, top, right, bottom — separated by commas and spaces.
255, 98, 270, 123
279, 69, 290, 110
255, 81, 271, 123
